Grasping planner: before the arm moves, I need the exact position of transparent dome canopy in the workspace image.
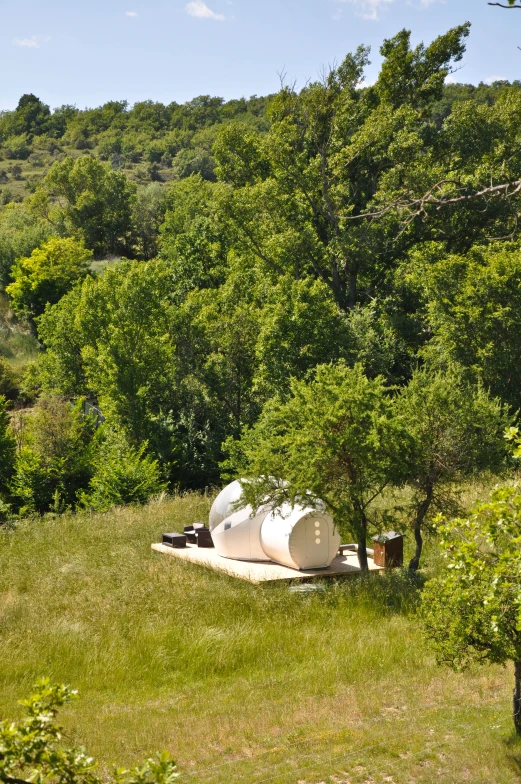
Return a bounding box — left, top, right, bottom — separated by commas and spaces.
208, 479, 243, 531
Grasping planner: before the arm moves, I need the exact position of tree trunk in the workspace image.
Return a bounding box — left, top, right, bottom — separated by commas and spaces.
346, 268, 358, 311
408, 481, 434, 572
330, 263, 349, 312
355, 508, 369, 573
514, 661, 521, 735
357, 535, 368, 573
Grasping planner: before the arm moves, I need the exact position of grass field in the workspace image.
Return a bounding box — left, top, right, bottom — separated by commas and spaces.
1, 491, 521, 784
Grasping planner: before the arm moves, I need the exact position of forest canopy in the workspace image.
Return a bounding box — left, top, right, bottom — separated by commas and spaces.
0, 23, 520, 576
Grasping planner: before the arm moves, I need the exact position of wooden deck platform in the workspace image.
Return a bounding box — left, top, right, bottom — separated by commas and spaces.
151, 542, 383, 583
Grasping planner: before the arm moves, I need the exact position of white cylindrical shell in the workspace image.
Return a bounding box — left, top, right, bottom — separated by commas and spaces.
260, 504, 339, 570
211, 506, 270, 561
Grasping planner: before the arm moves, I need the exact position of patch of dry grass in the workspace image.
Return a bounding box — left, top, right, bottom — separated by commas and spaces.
1, 490, 520, 783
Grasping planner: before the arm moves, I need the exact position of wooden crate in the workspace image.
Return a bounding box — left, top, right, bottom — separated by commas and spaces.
372, 532, 404, 568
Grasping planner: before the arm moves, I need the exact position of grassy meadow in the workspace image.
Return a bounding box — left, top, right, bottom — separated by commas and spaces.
1, 490, 521, 784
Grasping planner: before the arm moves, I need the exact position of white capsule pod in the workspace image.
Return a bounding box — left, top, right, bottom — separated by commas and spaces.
209, 482, 340, 570
260, 503, 339, 570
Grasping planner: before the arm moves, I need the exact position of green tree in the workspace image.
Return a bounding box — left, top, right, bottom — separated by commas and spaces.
254, 276, 352, 399
214, 26, 476, 313
37, 260, 176, 444
0, 201, 52, 287
83, 429, 167, 511
418, 244, 521, 412
253, 277, 406, 399
6, 237, 92, 324
44, 156, 136, 256
159, 175, 231, 302
0, 678, 178, 784
421, 484, 521, 734
14, 94, 51, 136
132, 182, 168, 259
10, 396, 96, 515
167, 271, 262, 488
397, 366, 510, 571
232, 363, 412, 571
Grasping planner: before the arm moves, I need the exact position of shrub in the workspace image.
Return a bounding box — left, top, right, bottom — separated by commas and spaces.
3, 133, 31, 160
6, 236, 92, 323
421, 485, 521, 734
82, 430, 167, 511
10, 396, 96, 515
0, 678, 179, 784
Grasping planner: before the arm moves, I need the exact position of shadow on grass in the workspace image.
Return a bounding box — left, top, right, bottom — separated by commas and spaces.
503, 730, 521, 775
276, 567, 424, 617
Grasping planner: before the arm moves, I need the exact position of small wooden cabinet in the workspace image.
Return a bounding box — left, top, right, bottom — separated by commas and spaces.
372, 531, 404, 568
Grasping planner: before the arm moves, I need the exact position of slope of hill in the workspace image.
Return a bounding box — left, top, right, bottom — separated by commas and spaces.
0, 492, 519, 784
0, 93, 272, 204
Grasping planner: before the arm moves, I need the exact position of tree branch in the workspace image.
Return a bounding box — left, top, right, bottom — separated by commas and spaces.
488, 2, 521, 7
344, 178, 521, 223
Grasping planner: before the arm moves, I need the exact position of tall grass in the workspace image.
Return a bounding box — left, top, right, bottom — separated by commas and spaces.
1, 491, 520, 783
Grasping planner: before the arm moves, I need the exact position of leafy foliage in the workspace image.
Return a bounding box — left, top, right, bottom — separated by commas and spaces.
214, 26, 475, 313
397, 366, 510, 569
10, 397, 96, 515
44, 157, 136, 256
421, 484, 521, 732
82, 430, 166, 511
418, 245, 521, 412
231, 363, 413, 570
0, 202, 52, 288
6, 237, 92, 323
0, 678, 178, 784
37, 260, 175, 443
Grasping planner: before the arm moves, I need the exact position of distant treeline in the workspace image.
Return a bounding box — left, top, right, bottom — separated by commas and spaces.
0, 80, 520, 190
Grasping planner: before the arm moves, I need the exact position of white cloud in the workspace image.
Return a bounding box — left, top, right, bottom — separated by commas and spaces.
335, 0, 442, 19
485, 75, 507, 84
185, 0, 225, 20
335, 0, 393, 21
13, 36, 39, 48
125, 10, 138, 16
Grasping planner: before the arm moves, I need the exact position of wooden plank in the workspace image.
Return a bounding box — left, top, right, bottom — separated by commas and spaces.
151, 542, 383, 583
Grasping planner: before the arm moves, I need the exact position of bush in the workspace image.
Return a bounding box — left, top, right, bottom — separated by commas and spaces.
0, 201, 52, 287
421, 485, 521, 734
10, 396, 96, 515
82, 430, 167, 511
6, 236, 92, 323
0, 678, 179, 784
3, 133, 31, 160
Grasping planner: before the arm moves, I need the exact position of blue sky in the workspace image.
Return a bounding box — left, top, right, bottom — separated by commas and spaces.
0, 0, 519, 111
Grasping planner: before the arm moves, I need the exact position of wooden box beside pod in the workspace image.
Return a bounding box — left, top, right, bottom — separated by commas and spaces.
372, 531, 404, 568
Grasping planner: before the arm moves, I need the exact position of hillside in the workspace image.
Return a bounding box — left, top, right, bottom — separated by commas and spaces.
0, 93, 272, 205
0, 491, 520, 784
0, 80, 519, 206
